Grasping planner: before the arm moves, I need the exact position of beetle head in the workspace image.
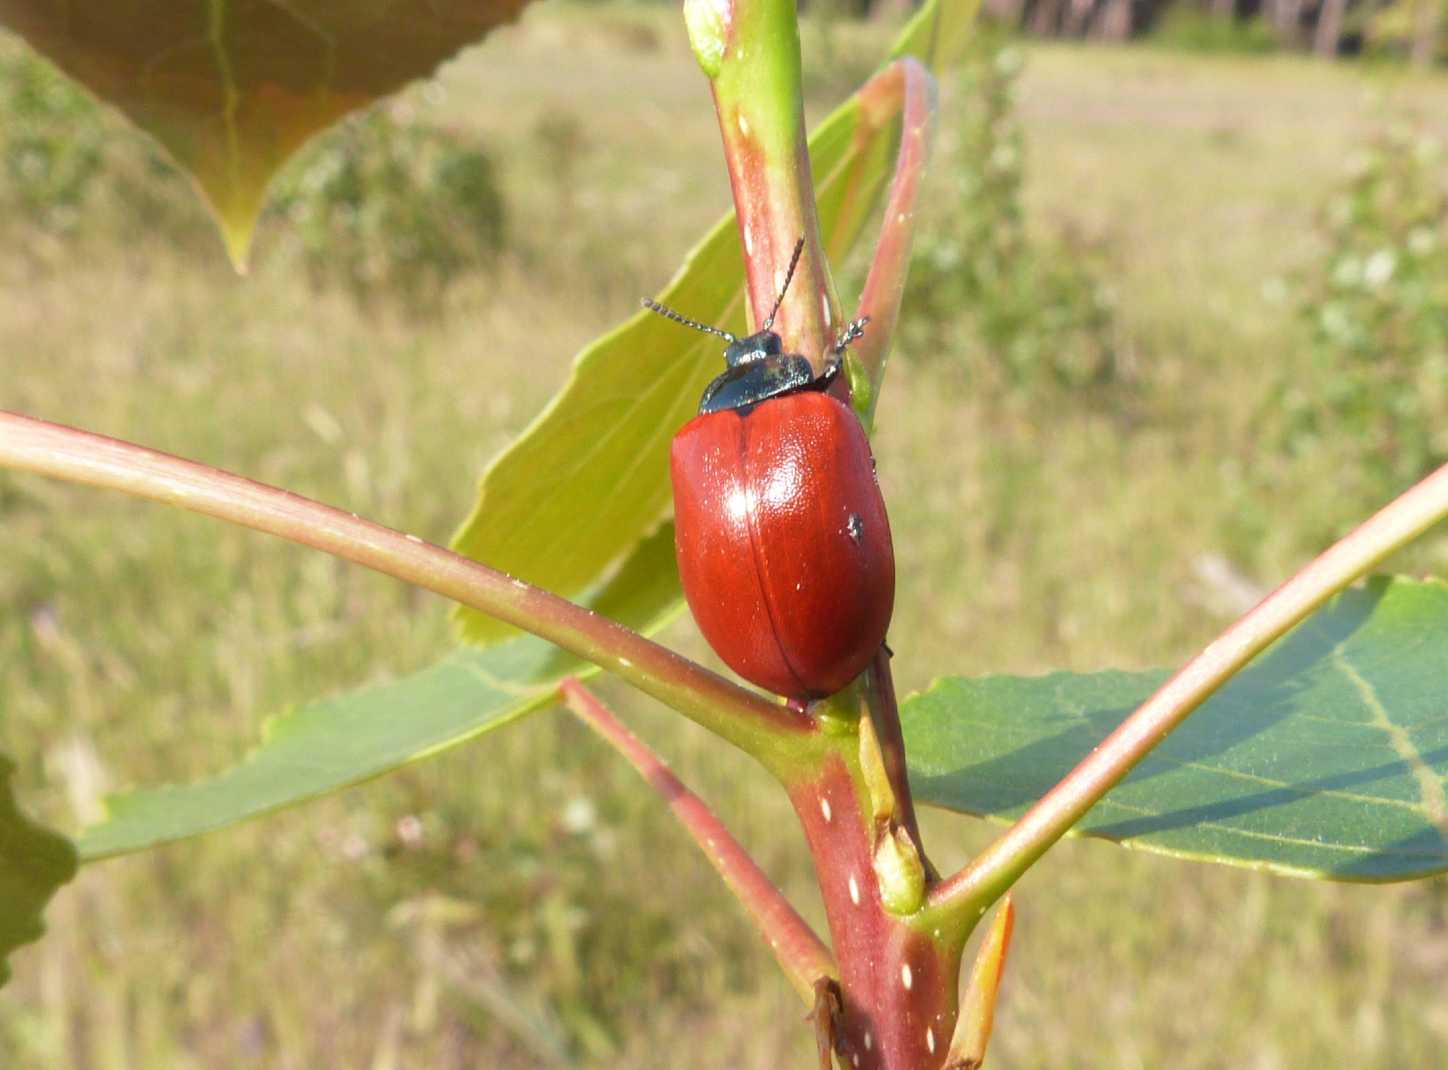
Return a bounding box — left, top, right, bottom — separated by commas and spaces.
640, 238, 806, 370
723, 329, 783, 368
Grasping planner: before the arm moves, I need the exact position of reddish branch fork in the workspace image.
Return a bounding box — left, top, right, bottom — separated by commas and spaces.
687, 0, 975, 1060
561, 679, 836, 1002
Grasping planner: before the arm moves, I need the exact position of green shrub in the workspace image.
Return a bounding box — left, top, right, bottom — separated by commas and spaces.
1149, 6, 1280, 55
902, 37, 1122, 396
1268, 120, 1448, 502
1363, 0, 1448, 65
271, 103, 507, 317
0, 37, 117, 237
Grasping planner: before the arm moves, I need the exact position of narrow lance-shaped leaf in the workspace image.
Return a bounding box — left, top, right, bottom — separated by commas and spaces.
78, 524, 681, 860
891, 0, 983, 69
452, 0, 976, 647
0, 0, 538, 267
903, 577, 1448, 882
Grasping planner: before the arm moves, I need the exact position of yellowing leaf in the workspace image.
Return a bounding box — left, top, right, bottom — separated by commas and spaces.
0, 0, 536, 267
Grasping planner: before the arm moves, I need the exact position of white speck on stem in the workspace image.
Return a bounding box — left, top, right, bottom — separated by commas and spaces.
851, 1057, 860, 1068
926, 1027, 935, 1054
848, 875, 861, 906
404, 533, 423, 544
820, 798, 832, 823
821, 291, 831, 325
901, 963, 913, 990
738, 112, 750, 137
743, 223, 754, 256
864, 1033, 873, 1051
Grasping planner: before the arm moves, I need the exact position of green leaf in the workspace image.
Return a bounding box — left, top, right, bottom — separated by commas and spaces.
0, 0, 538, 267
451, 0, 977, 647
904, 577, 1448, 882
0, 754, 78, 984
891, 0, 982, 69
78, 524, 680, 860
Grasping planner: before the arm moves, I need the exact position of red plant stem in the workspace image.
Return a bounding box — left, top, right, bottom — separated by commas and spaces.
849, 57, 935, 420
702, 0, 839, 360
780, 655, 957, 1070
815, 61, 928, 267
0, 411, 811, 766
931, 459, 1448, 919
695, 3, 966, 1064
559, 678, 836, 1003
789, 750, 965, 1070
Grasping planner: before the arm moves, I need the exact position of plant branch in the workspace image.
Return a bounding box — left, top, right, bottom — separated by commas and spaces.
944, 894, 1014, 1070
560, 679, 836, 1004
930, 459, 1448, 919
849, 57, 936, 424
0, 411, 813, 765
687, 0, 839, 361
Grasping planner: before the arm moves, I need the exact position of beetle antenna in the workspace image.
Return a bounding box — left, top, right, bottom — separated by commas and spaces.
831, 316, 870, 354
762, 238, 806, 332
640, 299, 737, 343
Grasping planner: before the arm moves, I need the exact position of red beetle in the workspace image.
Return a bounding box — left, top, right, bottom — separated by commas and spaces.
643, 242, 895, 700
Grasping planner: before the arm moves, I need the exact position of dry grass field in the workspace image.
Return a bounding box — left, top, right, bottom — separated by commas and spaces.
2, 4, 1447, 1067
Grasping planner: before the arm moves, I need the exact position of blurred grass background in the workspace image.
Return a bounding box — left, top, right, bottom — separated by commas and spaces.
3, 3, 1448, 1066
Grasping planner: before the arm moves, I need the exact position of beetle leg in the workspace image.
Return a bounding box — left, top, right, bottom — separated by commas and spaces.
810, 357, 843, 393
806, 316, 870, 393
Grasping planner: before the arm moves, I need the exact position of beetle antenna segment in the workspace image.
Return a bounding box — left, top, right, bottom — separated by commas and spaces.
831, 316, 870, 355
762, 238, 807, 332
641, 299, 738, 343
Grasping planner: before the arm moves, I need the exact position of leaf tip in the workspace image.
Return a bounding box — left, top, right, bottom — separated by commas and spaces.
683, 0, 731, 78
219, 216, 257, 275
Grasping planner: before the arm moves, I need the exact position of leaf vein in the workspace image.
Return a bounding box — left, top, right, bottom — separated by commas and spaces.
1333, 651, 1448, 837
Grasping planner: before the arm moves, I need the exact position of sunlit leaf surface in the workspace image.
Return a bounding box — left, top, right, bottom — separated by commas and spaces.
78, 525, 680, 859
905, 577, 1448, 881
0, 0, 536, 265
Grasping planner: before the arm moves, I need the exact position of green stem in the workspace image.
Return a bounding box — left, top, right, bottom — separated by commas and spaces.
0, 411, 811, 767
688, 0, 840, 361
930, 459, 1448, 921
560, 679, 836, 1003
